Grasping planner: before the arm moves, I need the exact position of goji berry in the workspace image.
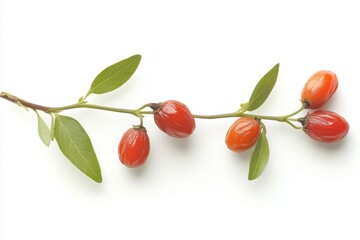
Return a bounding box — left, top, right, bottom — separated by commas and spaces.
300, 110, 349, 142
225, 117, 261, 152
301, 70, 338, 109
151, 100, 195, 138
118, 126, 150, 167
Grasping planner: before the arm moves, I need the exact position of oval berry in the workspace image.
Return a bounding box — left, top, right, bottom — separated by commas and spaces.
152, 100, 195, 138
118, 127, 150, 168
301, 70, 338, 109
225, 117, 261, 152
301, 110, 349, 143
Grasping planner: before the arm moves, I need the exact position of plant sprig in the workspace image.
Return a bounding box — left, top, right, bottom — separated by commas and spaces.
0, 55, 306, 183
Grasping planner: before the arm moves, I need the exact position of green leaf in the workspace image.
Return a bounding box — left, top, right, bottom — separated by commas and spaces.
54, 114, 102, 183
86, 54, 141, 97
35, 111, 51, 147
247, 63, 279, 111
248, 130, 269, 180
50, 113, 56, 140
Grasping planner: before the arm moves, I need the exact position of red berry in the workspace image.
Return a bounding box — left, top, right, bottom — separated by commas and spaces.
152, 100, 195, 138
301, 110, 349, 143
225, 117, 261, 152
301, 70, 338, 109
118, 127, 150, 168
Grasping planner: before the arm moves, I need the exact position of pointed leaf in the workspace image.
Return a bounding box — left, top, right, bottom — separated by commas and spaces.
86, 54, 141, 97
50, 113, 56, 140
54, 114, 102, 183
248, 130, 269, 180
247, 63, 279, 111
35, 111, 51, 147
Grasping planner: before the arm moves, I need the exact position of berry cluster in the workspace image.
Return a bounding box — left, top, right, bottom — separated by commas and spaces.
300, 70, 349, 142
118, 100, 196, 168
118, 69, 350, 172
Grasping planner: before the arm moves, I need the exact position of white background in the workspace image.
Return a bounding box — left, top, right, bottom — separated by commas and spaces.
1, 0, 359, 239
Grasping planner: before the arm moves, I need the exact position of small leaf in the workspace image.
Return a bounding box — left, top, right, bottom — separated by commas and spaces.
50, 113, 56, 140
35, 110, 51, 147
248, 130, 269, 180
240, 102, 249, 108
54, 114, 102, 183
247, 63, 279, 111
86, 54, 141, 97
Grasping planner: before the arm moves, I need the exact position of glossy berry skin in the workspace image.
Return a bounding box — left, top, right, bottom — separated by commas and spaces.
153, 100, 195, 138
225, 117, 261, 152
302, 110, 349, 143
301, 70, 338, 109
118, 127, 150, 168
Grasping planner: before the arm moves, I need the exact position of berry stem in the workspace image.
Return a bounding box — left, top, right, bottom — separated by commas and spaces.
191, 105, 305, 129
1, 92, 51, 112
191, 112, 238, 119
1, 91, 305, 129
52, 103, 136, 114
